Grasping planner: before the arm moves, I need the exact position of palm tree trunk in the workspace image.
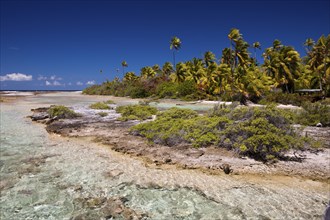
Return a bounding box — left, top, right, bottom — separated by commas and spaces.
173, 51, 176, 70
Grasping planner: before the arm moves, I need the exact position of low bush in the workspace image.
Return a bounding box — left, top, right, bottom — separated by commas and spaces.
293, 102, 330, 126
89, 102, 111, 110
156, 107, 198, 119
48, 105, 80, 119
131, 105, 317, 162
258, 92, 311, 106
156, 81, 178, 98
116, 105, 158, 121
104, 100, 115, 104
98, 112, 108, 117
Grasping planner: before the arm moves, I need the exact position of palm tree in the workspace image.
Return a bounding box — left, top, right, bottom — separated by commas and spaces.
252, 42, 261, 62
170, 36, 182, 69
227, 28, 241, 71
263, 42, 301, 93
304, 38, 315, 53
186, 58, 205, 84
203, 51, 216, 67
306, 34, 330, 93
170, 62, 188, 83
123, 72, 138, 82
140, 66, 156, 79
161, 62, 174, 79
121, 61, 128, 74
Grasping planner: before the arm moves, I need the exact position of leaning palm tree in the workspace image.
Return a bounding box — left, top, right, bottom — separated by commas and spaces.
170, 36, 182, 69
121, 61, 128, 74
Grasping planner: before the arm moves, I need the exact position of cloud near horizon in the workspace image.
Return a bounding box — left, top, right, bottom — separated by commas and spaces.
0, 73, 33, 81
37, 75, 47, 81
86, 80, 96, 85
45, 80, 63, 86
76, 81, 83, 86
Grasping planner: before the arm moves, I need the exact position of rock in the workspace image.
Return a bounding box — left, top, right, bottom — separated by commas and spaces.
31, 112, 49, 121
220, 163, 233, 174
45, 116, 58, 124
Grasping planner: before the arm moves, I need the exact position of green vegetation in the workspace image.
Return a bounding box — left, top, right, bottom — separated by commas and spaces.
116, 105, 158, 121
83, 29, 329, 104
104, 100, 115, 104
97, 112, 108, 117
89, 102, 111, 110
131, 106, 318, 162
48, 105, 80, 119
293, 102, 330, 126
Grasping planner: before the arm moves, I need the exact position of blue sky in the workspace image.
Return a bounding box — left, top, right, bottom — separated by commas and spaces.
1, 0, 329, 90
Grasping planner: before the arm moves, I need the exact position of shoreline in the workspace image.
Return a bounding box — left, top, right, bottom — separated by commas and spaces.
2, 91, 329, 219
28, 94, 330, 182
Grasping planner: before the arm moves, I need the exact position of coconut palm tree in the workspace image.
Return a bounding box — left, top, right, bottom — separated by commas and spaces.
306, 34, 330, 93
161, 62, 174, 79
304, 38, 315, 53
203, 51, 216, 67
140, 66, 156, 79
170, 62, 188, 83
263, 42, 301, 93
121, 61, 128, 74
252, 42, 261, 62
170, 36, 182, 68
186, 58, 205, 83
227, 28, 241, 70
123, 72, 138, 82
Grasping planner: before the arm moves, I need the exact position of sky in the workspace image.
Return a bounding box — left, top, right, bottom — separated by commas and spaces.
1, 0, 329, 90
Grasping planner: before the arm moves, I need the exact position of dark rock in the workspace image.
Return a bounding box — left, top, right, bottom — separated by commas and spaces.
31, 112, 49, 121
220, 163, 233, 174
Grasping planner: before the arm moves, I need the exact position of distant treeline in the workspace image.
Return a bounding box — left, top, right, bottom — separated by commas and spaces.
83, 29, 330, 103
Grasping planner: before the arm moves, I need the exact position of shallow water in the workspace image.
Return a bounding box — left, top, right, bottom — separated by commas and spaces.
0, 92, 329, 219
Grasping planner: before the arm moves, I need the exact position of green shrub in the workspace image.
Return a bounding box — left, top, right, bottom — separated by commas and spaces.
293, 102, 330, 126
116, 105, 158, 121
48, 105, 80, 119
156, 107, 198, 119
177, 80, 197, 97
258, 92, 311, 106
104, 100, 115, 104
131, 112, 230, 147
132, 105, 316, 162
89, 102, 111, 110
156, 81, 178, 98
217, 106, 311, 162
97, 112, 108, 117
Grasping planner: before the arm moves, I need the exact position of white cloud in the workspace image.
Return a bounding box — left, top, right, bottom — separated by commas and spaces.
68, 82, 72, 86
86, 80, 96, 85
45, 81, 51, 86
0, 73, 33, 81
76, 81, 83, 86
53, 81, 61, 86
50, 75, 62, 81
38, 75, 47, 81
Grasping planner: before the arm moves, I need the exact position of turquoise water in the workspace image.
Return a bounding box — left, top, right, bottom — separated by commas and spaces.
0, 92, 328, 219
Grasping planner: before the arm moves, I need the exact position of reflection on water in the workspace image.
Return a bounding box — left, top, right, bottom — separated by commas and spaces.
0, 92, 328, 219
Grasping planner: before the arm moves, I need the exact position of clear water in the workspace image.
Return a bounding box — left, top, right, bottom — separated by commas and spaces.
0, 92, 329, 219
